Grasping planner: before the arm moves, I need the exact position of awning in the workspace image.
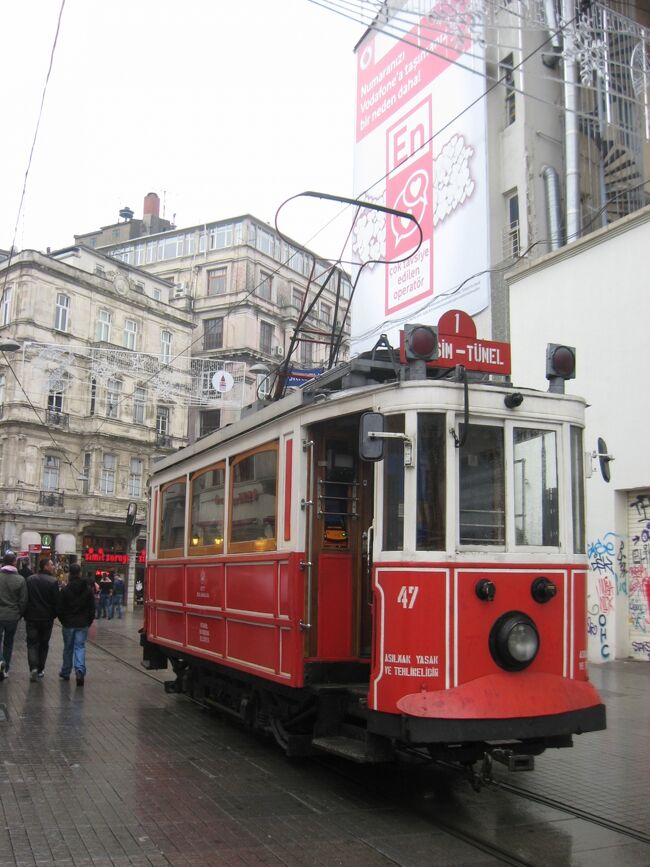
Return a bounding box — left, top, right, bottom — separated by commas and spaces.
55, 533, 77, 554
20, 531, 41, 549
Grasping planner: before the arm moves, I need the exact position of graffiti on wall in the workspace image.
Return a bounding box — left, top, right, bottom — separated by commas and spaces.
587, 532, 623, 660
628, 494, 650, 659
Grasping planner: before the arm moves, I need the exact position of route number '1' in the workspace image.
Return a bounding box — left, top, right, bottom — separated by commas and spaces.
397, 585, 419, 609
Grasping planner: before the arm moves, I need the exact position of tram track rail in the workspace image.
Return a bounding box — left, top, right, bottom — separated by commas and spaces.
93, 635, 649, 865
312, 754, 537, 867
94, 638, 533, 865
490, 777, 650, 846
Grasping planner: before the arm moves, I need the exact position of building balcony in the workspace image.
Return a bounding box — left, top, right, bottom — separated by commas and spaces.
46, 409, 69, 429
156, 433, 172, 447
39, 490, 64, 507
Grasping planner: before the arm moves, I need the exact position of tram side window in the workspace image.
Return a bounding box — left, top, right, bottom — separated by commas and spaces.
459, 425, 504, 546
383, 415, 405, 550
230, 444, 278, 552
159, 479, 187, 557
190, 464, 225, 555
417, 414, 446, 550
513, 428, 559, 547
570, 426, 586, 554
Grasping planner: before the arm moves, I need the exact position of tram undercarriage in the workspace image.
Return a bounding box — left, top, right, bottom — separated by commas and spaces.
142, 637, 603, 772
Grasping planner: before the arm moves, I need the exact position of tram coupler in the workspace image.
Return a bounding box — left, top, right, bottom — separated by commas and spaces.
492, 749, 535, 772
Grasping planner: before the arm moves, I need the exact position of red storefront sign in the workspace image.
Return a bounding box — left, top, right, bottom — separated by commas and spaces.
83, 547, 129, 565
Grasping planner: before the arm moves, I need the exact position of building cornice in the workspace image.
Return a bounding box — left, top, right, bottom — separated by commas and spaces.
507, 205, 650, 285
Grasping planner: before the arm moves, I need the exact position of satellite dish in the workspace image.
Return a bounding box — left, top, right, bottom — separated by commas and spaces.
211, 370, 234, 394
594, 437, 614, 483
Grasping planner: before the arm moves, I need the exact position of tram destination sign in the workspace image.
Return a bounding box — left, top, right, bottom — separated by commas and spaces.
401, 309, 511, 374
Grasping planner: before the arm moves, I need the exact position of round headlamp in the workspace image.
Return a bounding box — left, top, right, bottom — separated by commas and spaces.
489, 611, 539, 671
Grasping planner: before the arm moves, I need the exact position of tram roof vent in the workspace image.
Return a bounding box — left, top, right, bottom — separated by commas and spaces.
303, 357, 399, 394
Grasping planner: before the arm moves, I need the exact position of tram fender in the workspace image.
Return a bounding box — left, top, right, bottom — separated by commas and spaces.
397, 671, 604, 718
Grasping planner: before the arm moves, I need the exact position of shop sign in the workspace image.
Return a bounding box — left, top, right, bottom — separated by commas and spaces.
41, 533, 53, 547
83, 546, 129, 564
29, 544, 42, 553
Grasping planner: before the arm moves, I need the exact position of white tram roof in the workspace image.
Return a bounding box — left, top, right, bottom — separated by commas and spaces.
150, 358, 586, 481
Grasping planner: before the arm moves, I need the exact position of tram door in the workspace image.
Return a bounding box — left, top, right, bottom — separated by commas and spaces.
307, 416, 373, 661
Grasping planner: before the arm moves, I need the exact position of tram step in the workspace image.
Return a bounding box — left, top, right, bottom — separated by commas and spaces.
312, 735, 392, 763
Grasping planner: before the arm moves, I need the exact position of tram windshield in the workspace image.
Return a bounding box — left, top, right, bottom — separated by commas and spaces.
459, 424, 505, 545
416, 414, 446, 550
513, 428, 559, 547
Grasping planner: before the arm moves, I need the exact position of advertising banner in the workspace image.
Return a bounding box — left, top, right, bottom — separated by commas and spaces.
352, 2, 490, 355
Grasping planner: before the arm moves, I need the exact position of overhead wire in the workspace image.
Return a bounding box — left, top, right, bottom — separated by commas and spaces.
350, 172, 650, 345
0, 0, 66, 305
308, 0, 607, 125
0, 0, 81, 488
76, 0, 634, 409
2, 0, 645, 455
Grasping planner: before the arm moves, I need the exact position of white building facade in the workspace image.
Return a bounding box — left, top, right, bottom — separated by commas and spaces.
507, 206, 650, 662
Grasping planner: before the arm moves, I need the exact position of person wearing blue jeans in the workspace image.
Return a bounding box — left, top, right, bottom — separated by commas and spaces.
56, 563, 95, 686
110, 573, 124, 619
97, 573, 113, 618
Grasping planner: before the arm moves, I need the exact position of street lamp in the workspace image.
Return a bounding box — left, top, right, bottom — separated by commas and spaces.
0, 340, 21, 352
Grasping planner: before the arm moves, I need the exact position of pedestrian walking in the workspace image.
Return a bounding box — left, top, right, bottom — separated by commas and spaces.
25, 557, 60, 681
110, 572, 125, 619
97, 572, 113, 619
0, 551, 28, 680
57, 563, 95, 686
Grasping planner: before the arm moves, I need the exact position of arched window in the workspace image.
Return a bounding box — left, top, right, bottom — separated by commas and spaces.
229, 442, 278, 553
159, 478, 186, 557
190, 463, 225, 555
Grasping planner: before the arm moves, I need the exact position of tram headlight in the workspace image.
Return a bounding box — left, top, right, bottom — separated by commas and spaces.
489, 611, 539, 671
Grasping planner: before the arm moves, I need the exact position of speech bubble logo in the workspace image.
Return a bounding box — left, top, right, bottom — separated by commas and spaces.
359, 45, 373, 71
390, 169, 429, 247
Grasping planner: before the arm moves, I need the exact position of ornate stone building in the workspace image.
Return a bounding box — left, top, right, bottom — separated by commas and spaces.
79, 194, 353, 441
0, 246, 193, 596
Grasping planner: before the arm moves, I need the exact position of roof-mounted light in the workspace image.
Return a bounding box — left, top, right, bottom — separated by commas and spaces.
404, 324, 439, 361
546, 344, 576, 393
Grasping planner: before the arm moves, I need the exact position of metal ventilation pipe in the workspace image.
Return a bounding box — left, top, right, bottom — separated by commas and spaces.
542, 0, 562, 67
562, 0, 581, 243
541, 165, 565, 250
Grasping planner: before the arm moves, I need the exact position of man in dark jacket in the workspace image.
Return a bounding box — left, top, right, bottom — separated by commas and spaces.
57, 563, 95, 686
25, 557, 59, 681
0, 551, 28, 679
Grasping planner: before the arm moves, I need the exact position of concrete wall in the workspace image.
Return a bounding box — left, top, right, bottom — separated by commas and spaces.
507, 206, 650, 661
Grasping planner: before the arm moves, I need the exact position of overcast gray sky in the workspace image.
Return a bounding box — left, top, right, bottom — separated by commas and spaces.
1, 0, 364, 256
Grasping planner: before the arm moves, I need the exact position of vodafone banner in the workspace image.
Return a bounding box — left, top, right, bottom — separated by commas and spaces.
352, 2, 490, 355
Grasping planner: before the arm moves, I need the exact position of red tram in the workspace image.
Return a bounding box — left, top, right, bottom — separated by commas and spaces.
141, 321, 605, 772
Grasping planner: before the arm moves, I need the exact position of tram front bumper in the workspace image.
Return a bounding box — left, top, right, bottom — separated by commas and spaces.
367, 672, 607, 744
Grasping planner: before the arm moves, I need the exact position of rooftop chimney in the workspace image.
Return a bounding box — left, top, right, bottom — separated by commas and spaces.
143, 192, 160, 219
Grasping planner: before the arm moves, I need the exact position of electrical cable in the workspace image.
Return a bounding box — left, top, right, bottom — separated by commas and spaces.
308, 0, 612, 126
0, 0, 66, 308
2, 1, 647, 458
